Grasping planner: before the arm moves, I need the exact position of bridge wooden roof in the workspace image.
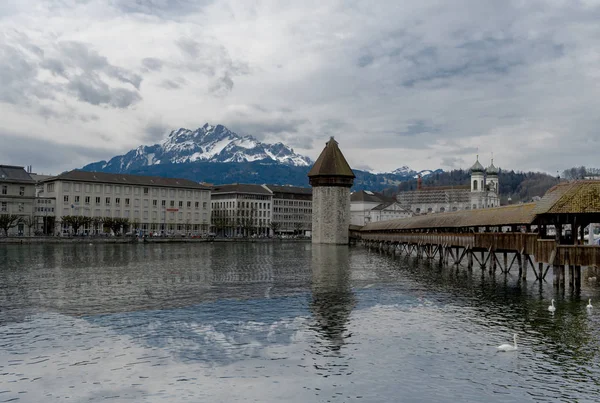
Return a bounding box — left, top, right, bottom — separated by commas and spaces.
361, 203, 537, 232
534, 180, 600, 215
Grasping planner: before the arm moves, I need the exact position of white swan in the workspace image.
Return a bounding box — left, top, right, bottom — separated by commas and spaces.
497, 334, 518, 352
587, 299, 593, 310
548, 299, 556, 313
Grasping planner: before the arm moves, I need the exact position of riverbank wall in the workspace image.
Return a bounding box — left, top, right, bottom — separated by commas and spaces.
0, 237, 311, 245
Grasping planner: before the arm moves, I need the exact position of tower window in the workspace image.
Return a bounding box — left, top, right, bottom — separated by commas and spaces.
473, 180, 478, 190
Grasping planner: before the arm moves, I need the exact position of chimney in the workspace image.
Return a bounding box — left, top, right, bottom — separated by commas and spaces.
417, 174, 423, 190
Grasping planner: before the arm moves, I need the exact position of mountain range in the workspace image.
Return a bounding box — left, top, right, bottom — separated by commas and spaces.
82, 123, 442, 191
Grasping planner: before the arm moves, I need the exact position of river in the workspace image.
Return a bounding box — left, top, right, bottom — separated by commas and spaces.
1, 243, 599, 402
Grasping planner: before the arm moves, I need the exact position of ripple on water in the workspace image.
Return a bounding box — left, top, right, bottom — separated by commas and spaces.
0, 243, 599, 402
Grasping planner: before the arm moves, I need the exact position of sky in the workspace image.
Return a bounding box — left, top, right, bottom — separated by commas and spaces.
1, 0, 600, 175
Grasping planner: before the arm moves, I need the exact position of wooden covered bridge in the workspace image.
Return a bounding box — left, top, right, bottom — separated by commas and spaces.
353, 181, 600, 290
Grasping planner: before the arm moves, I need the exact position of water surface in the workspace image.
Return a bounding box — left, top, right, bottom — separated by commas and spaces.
1, 243, 599, 402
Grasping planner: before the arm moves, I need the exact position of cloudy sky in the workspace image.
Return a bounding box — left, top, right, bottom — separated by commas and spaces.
1, 0, 600, 174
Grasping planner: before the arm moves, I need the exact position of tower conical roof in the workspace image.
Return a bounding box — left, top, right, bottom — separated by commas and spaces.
308, 137, 355, 178
308, 137, 355, 187
470, 156, 484, 173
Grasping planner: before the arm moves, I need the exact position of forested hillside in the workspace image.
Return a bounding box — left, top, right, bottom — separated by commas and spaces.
385, 169, 560, 203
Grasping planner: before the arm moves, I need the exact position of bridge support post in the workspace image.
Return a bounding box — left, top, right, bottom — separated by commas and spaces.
467, 249, 473, 270
517, 253, 523, 278
553, 264, 559, 287
522, 254, 528, 280
560, 265, 566, 288
490, 251, 497, 274
574, 265, 581, 290
569, 264, 574, 289
503, 252, 508, 272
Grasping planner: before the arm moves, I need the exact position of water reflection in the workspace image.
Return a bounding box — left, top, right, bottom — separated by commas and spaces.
310, 245, 355, 351
1, 243, 600, 402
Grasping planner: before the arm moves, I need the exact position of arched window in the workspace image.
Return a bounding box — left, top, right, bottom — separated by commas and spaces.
415, 208, 421, 214
480, 180, 484, 190
427, 207, 433, 213
452, 207, 458, 211
440, 207, 445, 212
472, 204, 477, 210
473, 180, 478, 190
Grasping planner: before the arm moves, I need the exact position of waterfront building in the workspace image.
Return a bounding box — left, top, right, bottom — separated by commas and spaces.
211, 184, 272, 237
264, 184, 312, 236
308, 137, 355, 244
41, 170, 211, 235
350, 190, 412, 226
0, 165, 36, 235
396, 156, 500, 214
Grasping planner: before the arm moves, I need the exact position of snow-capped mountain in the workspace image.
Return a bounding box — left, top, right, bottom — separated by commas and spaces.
387, 166, 438, 178
83, 123, 312, 173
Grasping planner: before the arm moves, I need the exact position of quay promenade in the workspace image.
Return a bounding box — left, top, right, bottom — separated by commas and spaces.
354, 181, 600, 290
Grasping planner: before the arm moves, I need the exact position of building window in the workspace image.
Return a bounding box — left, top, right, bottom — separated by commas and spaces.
187, 201, 191, 208
1, 185, 7, 195
115, 186, 121, 195
74, 196, 80, 203
203, 202, 207, 209
18, 203, 24, 212
64, 195, 69, 203
161, 200, 166, 207
170, 200, 175, 207
125, 198, 130, 206
195, 202, 199, 209
105, 185, 112, 194
143, 187, 149, 195
95, 197, 101, 204
153, 200, 157, 207
1, 202, 6, 212
473, 180, 478, 191
105, 197, 111, 205
116, 198, 121, 206
179, 201, 183, 208
64, 183, 70, 192
85, 196, 90, 204
19, 186, 25, 196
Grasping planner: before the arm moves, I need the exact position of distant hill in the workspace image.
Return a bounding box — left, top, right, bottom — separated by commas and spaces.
388, 169, 560, 203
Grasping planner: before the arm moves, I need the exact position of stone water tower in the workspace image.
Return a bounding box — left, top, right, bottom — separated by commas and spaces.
308, 137, 355, 244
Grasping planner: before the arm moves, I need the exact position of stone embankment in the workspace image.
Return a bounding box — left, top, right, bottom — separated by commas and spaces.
0, 236, 310, 245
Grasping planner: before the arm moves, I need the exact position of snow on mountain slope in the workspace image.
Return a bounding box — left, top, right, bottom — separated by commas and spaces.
83, 123, 312, 173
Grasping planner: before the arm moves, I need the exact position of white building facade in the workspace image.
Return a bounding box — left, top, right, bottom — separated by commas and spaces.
211, 184, 272, 237
0, 165, 36, 235
351, 190, 412, 226
41, 170, 211, 235
264, 185, 312, 236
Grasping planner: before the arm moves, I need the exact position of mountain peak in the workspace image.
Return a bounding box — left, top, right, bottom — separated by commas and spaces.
83, 123, 312, 173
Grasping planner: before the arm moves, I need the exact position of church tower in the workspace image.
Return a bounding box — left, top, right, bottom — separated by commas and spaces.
308, 137, 355, 244
486, 158, 499, 207
470, 156, 485, 209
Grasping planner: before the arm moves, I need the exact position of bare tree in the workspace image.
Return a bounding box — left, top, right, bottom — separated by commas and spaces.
22, 215, 37, 236
0, 214, 22, 236
61, 215, 91, 235
269, 220, 281, 236
293, 221, 303, 236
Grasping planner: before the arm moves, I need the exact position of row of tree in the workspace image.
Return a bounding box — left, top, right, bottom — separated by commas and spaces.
211, 208, 305, 236
60, 216, 137, 235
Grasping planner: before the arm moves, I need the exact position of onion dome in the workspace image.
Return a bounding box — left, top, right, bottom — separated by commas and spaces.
487, 159, 499, 176
470, 155, 485, 173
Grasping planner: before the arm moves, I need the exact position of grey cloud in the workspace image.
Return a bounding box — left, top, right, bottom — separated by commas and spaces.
111, 0, 213, 18
401, 120, 441, 136
357, 54, 374, 68
176, 37, 201, 58
160, 79, 181, 89
441, 157, 465, 168
67, 74, 141, 108
0, 130, 115, 174
142, 57, 163, 71
56, 41, 143, 89
143, 122, 170, 142
209, 74, 234, 96
40, 58, 66, 76
0, 44, 38, 104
